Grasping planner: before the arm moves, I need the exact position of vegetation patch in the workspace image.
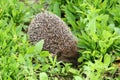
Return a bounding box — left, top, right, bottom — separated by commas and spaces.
0, 0, 120, 80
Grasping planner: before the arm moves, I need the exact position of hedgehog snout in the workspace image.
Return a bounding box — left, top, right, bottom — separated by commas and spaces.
57, 51, 79, 65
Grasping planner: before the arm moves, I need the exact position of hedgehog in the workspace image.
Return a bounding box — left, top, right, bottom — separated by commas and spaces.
28, 11, 79, 65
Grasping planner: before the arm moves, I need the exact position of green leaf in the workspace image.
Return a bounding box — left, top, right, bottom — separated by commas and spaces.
69, 68, 79, 75
99, 40, 106, 53
39, 72, 48, 80
74, 76, 83, 80
41, 64, 50, 71
54, 77, 58, 80
18, 54, 25, 64
86, 18, 96, 34
40, 51, 50, 57
104, 54, 111, 66
27, 46, 35, 54
64, 8, 77, 29
35, 40, 44, 53
53, 2, 61, 17
102, 30, 112, 40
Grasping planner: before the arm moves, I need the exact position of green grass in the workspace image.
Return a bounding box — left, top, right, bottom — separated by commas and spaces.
0, 0, 120, 80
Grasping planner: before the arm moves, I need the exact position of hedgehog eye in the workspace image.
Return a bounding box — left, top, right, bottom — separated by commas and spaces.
57, 51, 62, 57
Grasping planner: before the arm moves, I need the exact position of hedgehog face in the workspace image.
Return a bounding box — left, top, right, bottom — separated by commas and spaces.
57, 45, 79, 65
57, 52, 79, 65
